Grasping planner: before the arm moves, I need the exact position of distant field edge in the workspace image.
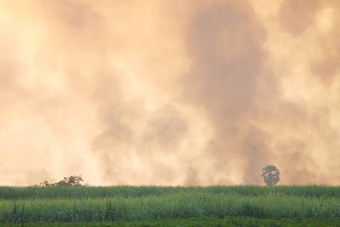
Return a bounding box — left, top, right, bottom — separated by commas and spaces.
2, 216, 340, 227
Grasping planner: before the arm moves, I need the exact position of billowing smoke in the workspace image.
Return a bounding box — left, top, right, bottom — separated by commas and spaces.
0, 0, 339, 186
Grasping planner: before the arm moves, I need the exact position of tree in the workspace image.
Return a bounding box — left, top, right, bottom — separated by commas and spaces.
39, 175, 84, 187
261, 165, 280, 186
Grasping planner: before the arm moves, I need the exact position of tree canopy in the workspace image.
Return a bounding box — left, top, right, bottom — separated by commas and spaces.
261, 165, 280, 186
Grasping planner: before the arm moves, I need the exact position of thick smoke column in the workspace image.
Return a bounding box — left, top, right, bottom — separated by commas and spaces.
0, 0, 339, 186
182, 1, 272, 185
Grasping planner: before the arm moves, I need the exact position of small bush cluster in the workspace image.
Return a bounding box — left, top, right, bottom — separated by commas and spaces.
38, 175, 84, 187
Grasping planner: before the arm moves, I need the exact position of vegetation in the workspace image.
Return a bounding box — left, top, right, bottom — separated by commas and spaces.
0, 185, 339, 200
38, 175, 84, 187
2, 216, 340, 227
261, 165, 280, 186
0, 185, 338, 225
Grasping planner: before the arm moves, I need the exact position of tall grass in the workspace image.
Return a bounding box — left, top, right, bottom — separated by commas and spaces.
0, 190, 339, 223
0, 185, 339, 200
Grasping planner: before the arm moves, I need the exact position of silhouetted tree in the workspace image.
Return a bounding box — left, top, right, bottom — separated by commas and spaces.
261, 165, 280, 186
39, 175, 84, 187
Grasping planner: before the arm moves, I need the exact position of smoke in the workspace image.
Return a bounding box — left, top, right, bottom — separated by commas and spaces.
0, 0, 339, 186
279, 0, 323, 34
182, 1, 272, 185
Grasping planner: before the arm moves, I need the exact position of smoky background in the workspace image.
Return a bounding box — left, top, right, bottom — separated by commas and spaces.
0, 0, 339, 186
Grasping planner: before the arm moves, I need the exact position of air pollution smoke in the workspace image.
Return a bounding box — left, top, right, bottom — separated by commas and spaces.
0, 0, 339, 186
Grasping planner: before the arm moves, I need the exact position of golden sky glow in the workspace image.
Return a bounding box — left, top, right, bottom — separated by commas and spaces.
0, 0, 339, 186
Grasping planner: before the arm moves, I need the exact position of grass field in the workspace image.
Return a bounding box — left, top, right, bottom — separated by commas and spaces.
0, 185, 339, 226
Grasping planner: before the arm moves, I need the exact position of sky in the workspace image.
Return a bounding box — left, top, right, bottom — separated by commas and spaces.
0, 0, 339, 186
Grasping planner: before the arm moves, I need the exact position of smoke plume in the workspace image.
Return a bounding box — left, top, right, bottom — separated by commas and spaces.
0, 0, 339, 185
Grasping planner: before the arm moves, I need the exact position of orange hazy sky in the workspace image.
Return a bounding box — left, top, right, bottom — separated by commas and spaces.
0, 0, 339, 186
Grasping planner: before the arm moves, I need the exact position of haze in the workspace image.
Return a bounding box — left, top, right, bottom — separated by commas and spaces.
0, 0, 339, 186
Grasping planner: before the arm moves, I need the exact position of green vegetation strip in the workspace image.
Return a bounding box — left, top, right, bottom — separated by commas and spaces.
2, 216, 340, 227
0, 191, 339, 223
0, 185, 339, 199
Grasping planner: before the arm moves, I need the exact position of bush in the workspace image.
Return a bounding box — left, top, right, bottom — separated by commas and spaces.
39, 175, 84, 187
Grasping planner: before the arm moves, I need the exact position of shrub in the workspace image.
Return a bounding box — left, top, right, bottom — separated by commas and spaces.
39, 175, 84, 187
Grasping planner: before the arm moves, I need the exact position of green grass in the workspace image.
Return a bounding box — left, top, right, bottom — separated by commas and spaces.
0, 185, 339, 199
0, 186, 338, 224
2, 216, 340, 227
